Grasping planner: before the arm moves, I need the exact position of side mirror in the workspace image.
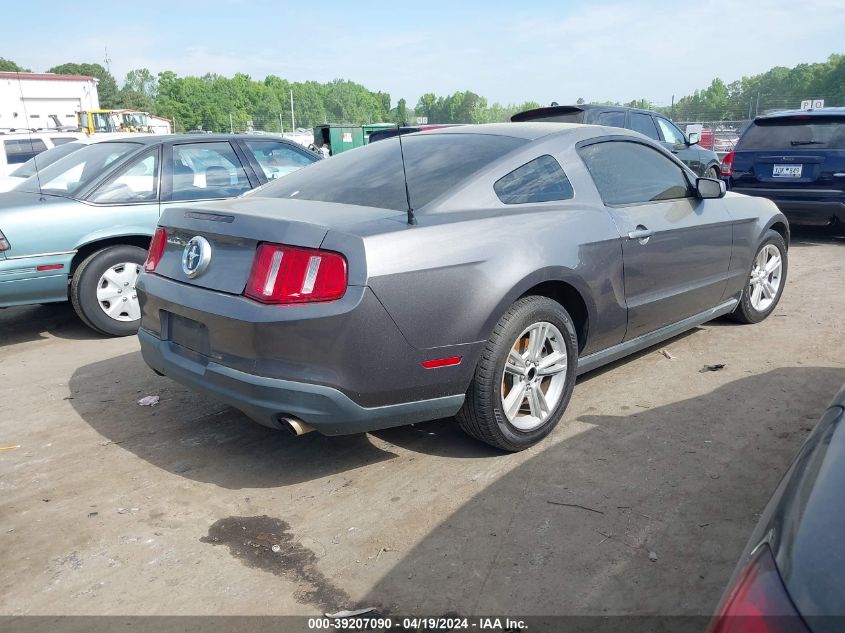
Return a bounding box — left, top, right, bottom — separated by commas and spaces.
687, 132, 700, 145
696, 177, 726, 199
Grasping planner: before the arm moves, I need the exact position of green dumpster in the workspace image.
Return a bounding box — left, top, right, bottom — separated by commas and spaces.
313, 125, 364, 155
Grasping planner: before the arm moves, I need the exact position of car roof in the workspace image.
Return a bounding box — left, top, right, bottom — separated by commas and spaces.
754, 107, 845, 121
421, 122, 593, 141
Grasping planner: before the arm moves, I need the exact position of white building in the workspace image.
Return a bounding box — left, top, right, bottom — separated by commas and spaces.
0, 72, 99, 131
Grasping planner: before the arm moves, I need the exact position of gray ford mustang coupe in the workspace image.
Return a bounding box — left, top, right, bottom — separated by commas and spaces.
137, 123, 789, 451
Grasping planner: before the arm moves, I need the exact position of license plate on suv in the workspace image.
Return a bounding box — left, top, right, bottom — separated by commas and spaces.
773, 164, 803, 178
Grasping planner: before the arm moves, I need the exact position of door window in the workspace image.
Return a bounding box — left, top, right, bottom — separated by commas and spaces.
89, 150, 160, 203
243, 140, 315, 180
494, 155, 574, 204
171, 142, 251, 200
629, 113, 660, 140
579, 141, 692, 205
655, 118, 687, 145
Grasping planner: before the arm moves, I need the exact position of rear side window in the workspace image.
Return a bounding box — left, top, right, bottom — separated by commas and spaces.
260, 133, 528, 211
737, 116, 845, 150
494, 155, 574, 204
4, 138, 47, 164
629, 113, 660, 140
50, 137, 77, 146
243, 140, 315, 180
595, 111, 626, 127
579, 141, 692, 205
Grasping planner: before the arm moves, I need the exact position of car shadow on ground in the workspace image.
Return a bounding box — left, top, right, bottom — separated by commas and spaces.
358, 366, 845, 616
0, 302, 106, 346
68, 351, 500, 489
789, 224, 845, 248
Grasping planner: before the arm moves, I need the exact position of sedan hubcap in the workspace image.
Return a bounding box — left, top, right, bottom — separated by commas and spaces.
96, 262, 141, 322
748, 244, 783, 312
501, 321, 568, 431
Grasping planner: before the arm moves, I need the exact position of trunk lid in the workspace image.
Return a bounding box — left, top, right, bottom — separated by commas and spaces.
152, 196, 402, 294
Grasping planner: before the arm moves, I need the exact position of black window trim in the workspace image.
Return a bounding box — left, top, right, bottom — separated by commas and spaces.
576, 136, 696, 209
493, 153, 576, 205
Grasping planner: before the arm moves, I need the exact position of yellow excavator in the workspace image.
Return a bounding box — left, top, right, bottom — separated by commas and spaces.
77, 109, 153, 134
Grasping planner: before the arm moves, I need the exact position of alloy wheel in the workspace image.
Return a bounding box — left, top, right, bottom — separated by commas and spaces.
748, 244, 783, 312
501, 321, 568, 431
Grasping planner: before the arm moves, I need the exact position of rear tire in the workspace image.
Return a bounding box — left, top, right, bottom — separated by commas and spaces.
457, 296, 578, 452
707, 166, 721, 180
70, 245, 147, 336
729, 230, 788, 324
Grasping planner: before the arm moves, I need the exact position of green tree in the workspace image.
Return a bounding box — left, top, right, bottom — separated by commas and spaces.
47, 62, 119, 108
0, 57, 30, 72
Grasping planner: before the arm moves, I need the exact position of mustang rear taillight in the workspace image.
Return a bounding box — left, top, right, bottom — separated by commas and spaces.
144, 228, 167, 272
244, 243, 347, 304
721, 151, 735, 176
708, 544, 808, 633
0, 229, 10, 251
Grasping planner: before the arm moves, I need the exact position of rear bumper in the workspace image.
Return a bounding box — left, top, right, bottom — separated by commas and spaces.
135, 272, 475, 434
138, 329, 464, 434
730, 187, 845, 225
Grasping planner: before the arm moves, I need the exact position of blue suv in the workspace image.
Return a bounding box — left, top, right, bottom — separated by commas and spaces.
723, 108, 845, 226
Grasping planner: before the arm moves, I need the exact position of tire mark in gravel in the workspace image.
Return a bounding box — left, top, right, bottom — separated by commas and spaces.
201, 515, 349, 611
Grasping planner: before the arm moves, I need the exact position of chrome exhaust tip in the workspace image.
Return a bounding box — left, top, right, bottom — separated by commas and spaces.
277, 415, 315, 436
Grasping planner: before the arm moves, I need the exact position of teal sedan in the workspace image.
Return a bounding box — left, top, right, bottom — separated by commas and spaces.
0, 134, 319, 335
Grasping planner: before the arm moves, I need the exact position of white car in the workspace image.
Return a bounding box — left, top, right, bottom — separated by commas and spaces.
0, 133, 154, 192
0, 131, 86, 176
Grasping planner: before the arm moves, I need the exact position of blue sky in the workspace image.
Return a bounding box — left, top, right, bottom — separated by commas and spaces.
4, 0, 844, 107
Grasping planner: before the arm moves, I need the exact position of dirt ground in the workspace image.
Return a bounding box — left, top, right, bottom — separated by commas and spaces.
1, 227, 844, 618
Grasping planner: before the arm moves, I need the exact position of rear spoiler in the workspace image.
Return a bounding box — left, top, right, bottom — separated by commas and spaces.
510, 105, 584, 123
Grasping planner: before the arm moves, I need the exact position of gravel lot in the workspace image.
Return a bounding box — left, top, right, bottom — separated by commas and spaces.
2, 227, 844, 617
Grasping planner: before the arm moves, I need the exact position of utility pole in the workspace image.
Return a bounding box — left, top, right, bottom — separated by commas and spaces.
671, 94, 675, 119
290, 90, 295, 131
755, 92, 761, 117
229, 113, 233, 133
279, 112, 284, 134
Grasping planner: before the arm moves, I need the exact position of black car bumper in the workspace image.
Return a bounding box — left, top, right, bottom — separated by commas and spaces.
731, 187, 845, 225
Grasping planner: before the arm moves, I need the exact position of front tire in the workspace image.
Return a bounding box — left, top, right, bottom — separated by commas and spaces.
457, 296, 578, 451
729, 230, 788, 324
70, 245, 147, 336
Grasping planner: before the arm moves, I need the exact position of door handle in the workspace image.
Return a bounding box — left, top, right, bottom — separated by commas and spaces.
627, 226, 654, 241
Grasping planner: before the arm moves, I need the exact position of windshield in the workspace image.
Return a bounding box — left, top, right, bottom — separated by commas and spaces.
737, 115, 845, 150
258, 133, 528, 211
9, 142, 86, 178
16, 142, 142, 197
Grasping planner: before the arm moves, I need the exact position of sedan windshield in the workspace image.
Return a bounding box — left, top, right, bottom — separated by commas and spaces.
258, 133, 528, 211
16, 142, 142, 197
9, 142, 86, 179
